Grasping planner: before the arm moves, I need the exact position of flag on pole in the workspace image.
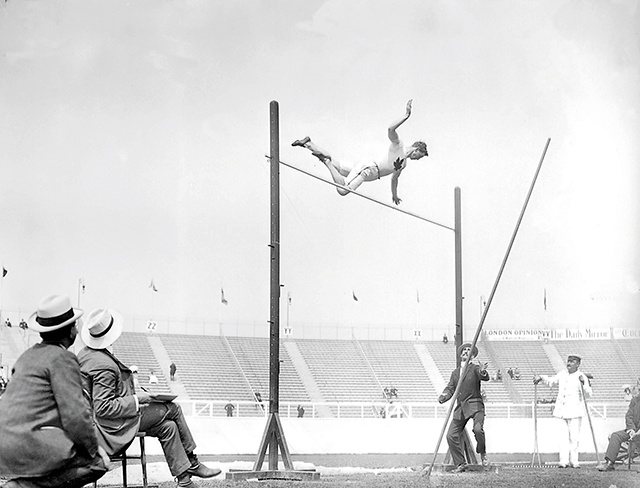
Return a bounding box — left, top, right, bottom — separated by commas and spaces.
352, 290, 358, 302
221, 287, 228, 305
149, 279, 158, 292
543, 288, 547, 311
287, 291, 291, 305
2, 267, 7, 278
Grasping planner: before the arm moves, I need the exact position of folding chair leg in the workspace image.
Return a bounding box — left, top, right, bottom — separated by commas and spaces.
122, 456, 128, 487
140, 435, 148, 488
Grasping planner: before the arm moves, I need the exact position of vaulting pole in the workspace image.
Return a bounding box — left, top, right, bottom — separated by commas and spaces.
423, 138, 551, 476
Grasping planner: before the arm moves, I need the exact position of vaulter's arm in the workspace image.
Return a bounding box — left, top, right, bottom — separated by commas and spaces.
388, 99, 412, 143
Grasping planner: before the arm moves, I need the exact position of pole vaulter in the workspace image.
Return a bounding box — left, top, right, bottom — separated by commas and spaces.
230, 100, 463, 479
423, 138, 551, 476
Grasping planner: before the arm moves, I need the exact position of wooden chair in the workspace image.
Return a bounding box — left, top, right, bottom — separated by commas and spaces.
615, 436, 639, 470
94, 432, 148, 488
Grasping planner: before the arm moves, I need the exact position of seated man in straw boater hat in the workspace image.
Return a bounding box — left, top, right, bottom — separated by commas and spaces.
77, 308, 221, 488
0, 295, 110, 488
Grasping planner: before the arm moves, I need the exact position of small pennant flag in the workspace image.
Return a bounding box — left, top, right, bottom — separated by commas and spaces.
149, 279, 158, 292
352, 290, 358, 302
221, 287, 228, 305
2, 267, 7, 278
80, 278, 85, 293
287, 291, 291, 305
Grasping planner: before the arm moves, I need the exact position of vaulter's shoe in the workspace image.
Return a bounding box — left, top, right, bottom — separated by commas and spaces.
186, 454, 221, 478
453, 463, 468, 473
597, 461, 615, 471
291, 136, 310, 147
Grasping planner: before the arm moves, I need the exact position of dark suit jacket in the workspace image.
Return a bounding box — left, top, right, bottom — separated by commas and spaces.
0, 343, 99, 477
77, 347, 140, 456
439, 362, 490, 420
626, 396, 640, 431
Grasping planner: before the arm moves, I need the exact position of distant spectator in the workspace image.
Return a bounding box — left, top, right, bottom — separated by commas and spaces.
169, 362, 177, 381
389, 387, 398, 399
224, 402, 235, 417
514, 367, 521, 380
4, 318, 11, 328
507, 367, 514, 379
18, 319, 27, 330
130, 364, 142, 391
148, 370, 159, 385
297, 404, 305, 418
254, 391, 264, 411
442, 333, 449, 344
623, 385, 633, 402
0, 376, 7, 396
383, 387, 390, 399
495, 369, 502, 381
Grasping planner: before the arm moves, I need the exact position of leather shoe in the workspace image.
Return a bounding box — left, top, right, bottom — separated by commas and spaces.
186, 462, 221, 478
481, 454, 489, 467
453, 463, 468, 473
597, 462, 614, 471
176, 472, 195, 488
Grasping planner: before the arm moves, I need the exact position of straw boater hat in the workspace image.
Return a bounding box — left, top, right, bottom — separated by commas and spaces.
28, 294, 83, 333
81, 308, 124, 349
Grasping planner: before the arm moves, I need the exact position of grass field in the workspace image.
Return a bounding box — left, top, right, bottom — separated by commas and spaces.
3, 455, 639, 487
149, 467, 639, 488
100, 453, 640, 488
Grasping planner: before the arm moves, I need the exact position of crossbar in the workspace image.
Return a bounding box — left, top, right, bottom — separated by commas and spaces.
268, 155, 455, 232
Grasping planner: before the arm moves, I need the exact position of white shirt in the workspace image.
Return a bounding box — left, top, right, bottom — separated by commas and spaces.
541, 369, 592, 419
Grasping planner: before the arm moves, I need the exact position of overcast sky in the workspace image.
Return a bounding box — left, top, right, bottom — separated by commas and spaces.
1, 0, 638, 338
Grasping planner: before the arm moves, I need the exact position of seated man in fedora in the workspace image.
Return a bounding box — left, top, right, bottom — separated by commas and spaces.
0, 295, 109, 488
77, 308, 220, 488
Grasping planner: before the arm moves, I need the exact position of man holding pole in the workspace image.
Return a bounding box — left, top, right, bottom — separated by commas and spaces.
438, 343, 490, 472
533, 354, 592, 468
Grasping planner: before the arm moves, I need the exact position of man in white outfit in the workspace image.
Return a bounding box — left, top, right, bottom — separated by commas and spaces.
533, 355, 592, 468
292, 99, 428, 206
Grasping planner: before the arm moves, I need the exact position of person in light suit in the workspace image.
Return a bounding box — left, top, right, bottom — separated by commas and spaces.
0, 295, 109, 488
534, 354, 593, 468
78, 308, 220, 488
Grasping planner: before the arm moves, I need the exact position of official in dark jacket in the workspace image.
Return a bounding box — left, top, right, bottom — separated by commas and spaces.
438, 342, 490, 471
0, 295, 109, 488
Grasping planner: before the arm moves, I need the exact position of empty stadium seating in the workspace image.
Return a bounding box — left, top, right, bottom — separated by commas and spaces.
1, 326, 635, 420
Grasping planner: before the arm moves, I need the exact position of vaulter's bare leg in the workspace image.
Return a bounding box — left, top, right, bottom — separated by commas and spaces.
292, 137, 351, 190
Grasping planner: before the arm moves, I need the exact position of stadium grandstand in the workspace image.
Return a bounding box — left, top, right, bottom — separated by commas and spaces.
1, 321, 637, 422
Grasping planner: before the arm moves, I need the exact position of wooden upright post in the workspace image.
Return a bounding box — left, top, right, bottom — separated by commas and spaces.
226, 101, 319, 481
